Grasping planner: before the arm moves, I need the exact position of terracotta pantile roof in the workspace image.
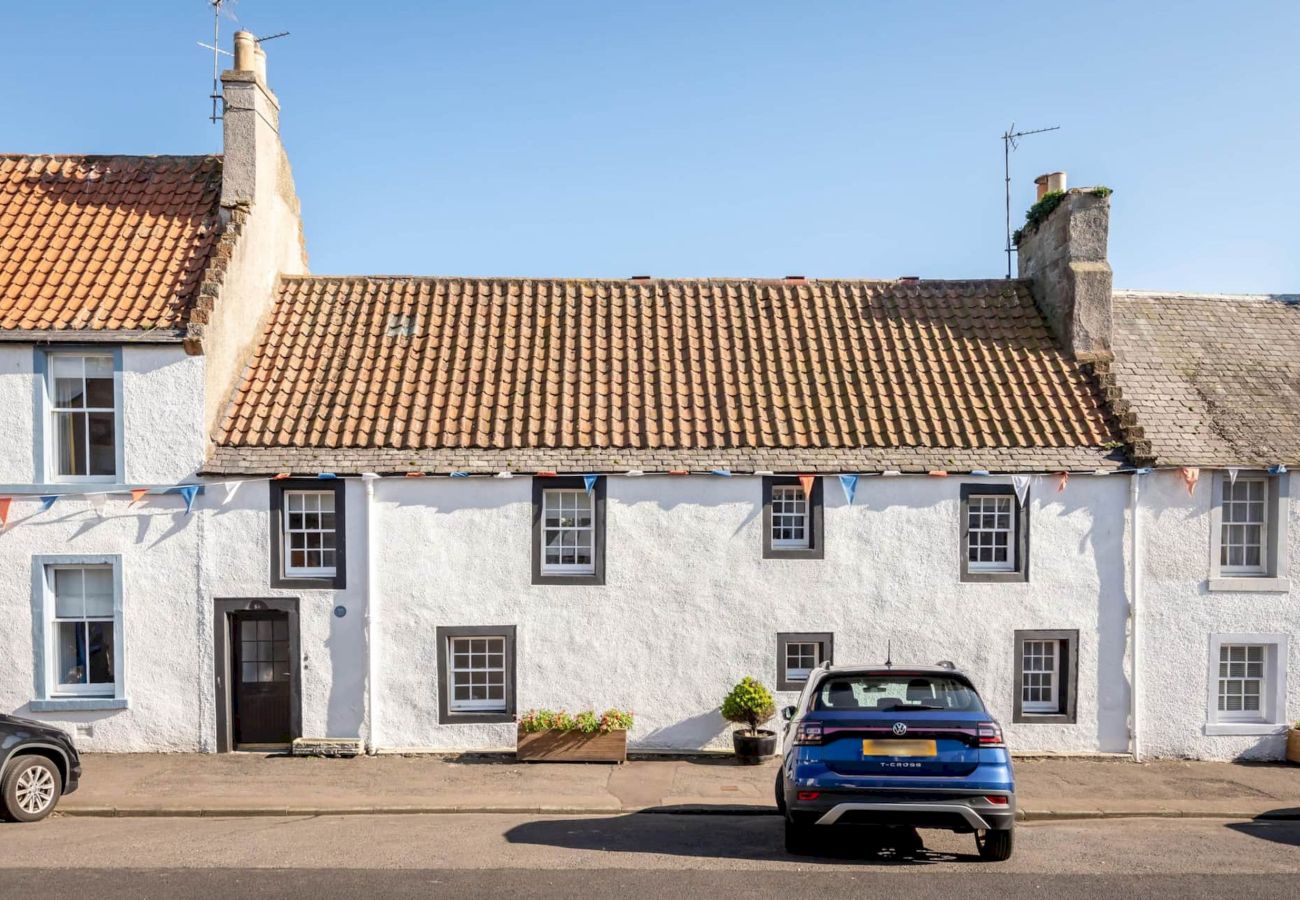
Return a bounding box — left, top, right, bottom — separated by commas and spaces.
1112, 291, 1300, 466
0, 155, 223, 333
210, 276, 1122, 474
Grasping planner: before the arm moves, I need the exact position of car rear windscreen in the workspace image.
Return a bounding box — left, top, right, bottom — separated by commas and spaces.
812, 674, 985, 713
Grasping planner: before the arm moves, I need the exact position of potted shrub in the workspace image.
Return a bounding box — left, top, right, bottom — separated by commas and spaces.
516, 708, 633, 763
722, 676, 777, 764
1288, 722, 1300, 765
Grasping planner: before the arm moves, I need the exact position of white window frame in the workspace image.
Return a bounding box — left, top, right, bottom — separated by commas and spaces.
31, 555, 127, 710
770, 485, 810, 550
1208, 472, 1290, 592
541, 488, 596, 576
1205, 633, 1289, 736
1020, 639, 1060, 713
966, 494, 1016, 573
447, 634, 508, 713
282, 489, 338, 578
1218, 477, 1268, 576
43, 350, 121, 483
784, 641, 822, 684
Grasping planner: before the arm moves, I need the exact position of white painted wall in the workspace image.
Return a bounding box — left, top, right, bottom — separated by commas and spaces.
369, 474, 1132, 754
1138, 470, 1300, 760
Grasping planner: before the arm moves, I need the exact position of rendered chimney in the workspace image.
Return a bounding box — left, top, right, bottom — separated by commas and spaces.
1034, 171, 1068, 200
220, 31, 282, 207
1017, 176, 1112, 361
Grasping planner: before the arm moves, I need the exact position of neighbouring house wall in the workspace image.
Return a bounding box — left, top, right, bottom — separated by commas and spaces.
366, 474, 1132, 754
1139, 470, 1300, 760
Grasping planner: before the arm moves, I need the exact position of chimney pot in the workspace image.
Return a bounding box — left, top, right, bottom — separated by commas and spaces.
233, 30, 257, 72
253, 44, 268, 83
1034, 171, 1068, 200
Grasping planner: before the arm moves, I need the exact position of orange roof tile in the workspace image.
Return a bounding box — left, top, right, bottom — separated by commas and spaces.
0, 155, 222, 332
211, 276, 1121, 473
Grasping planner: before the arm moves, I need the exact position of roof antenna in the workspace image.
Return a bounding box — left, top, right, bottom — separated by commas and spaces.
1002, 123, 1060, 279
198, 1, 235, 125
885, 641, 892, 668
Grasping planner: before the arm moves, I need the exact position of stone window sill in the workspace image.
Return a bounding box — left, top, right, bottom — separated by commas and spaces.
29, 697, 129, 712
1203, 721, 1288, 737
1206, 576, 1290, 593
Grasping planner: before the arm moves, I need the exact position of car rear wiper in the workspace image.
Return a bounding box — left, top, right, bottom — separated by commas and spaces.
895, 704, 945, 711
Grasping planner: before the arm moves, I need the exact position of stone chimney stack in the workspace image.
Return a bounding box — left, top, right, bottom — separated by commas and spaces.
221, 31, 282, 207
1016, 173, 1113, 361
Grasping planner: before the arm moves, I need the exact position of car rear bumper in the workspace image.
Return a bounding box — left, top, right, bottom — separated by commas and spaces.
787, 789, 1015, 833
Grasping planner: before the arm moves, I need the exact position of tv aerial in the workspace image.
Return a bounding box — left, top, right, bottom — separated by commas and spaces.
1001, 123, 1060, 278
197, 2, 290, 124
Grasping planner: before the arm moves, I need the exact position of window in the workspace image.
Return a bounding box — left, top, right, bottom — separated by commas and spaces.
43, 351, 120, 481
762, 477, 824, 559
269, 479, 347, 589
29, 555, 127, 711
531, 477, 605, 584
1205, 634, 1289, 735
436, 626, 517, 723
960, 484, 1028, 582
777, 632, 833, 691
1209, 473, 1290, 591
1013, 630, 1077, 723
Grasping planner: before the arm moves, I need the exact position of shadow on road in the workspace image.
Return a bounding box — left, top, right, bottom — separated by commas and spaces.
505, 810, 981, 865
1226, 813, 1300, 848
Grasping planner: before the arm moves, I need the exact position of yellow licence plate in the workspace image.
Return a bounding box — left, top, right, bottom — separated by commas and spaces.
862, 739, 937, 757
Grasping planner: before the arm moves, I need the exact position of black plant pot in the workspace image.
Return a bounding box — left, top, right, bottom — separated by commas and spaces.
732, 729, 777, 764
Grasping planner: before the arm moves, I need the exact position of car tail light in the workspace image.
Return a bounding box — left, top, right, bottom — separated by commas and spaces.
984, 795, 1010, 806
797, 791, 821, 801
977, 722, 1005, 747
793, 722, 823, 745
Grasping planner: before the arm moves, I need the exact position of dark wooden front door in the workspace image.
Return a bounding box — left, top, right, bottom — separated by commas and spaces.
230, 612, 293, 747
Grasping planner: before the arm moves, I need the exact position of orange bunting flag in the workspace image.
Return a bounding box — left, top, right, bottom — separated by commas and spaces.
927, 470, 948, 478
1181, 467, 1200, 496
129, 488, 149, 505
1056, 471, 1069, 493
668, 469, 689, 476
274, 473, 291, 480
798, 474, 816, 497
405, 472, 425, 478
0, 497, 10, 530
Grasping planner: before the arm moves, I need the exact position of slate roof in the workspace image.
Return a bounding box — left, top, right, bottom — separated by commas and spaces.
0, 155, 223, 333
1112, 291, 1300, 466
208, 275, 1122, 474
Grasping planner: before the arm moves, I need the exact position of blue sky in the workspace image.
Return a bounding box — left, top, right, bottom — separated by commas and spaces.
7, 1, 1297, 291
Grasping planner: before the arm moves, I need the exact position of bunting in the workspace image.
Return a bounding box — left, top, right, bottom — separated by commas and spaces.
87, 493, 107, 518
1056, 471, 1069, 493
223, 481, 245, 505
129, 488, 149, 505
39, 495, 58, 512
798, 474, 816, 497
1011, 475, 1031, 507
1181, 467, 1200, 496
583, 474, 598, 494
450, 472, 469, 478
1227, 468, 1239, 486
710, 469, 732, 477
177, 485, 200, 515
0, 497, 10, 530
838, 474, 858, 506
1268, 464, 1288, 476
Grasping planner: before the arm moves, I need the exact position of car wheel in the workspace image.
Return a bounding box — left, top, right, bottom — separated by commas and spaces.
1, 755, 63, 823
976, 827, 1013, 861
773, 769, 786, 814
784, 816, 814, 855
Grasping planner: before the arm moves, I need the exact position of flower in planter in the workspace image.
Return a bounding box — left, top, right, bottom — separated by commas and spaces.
518, 708, 635, 734
721, 676, 776, 736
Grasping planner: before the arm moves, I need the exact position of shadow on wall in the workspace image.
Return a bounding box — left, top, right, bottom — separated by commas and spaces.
635, 708, 730, 750
324, 604, 364, 740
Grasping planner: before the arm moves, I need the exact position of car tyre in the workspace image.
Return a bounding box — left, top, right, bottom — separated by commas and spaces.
976, 827, 1013, 861
784, 816, 814, 855
1, 755, 63, 823
773, 769, 786, 814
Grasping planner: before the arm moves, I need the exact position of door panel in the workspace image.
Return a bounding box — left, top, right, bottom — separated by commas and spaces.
230, 612, 292, 746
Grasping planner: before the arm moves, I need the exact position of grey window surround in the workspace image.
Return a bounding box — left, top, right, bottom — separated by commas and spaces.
29, 554, 127, 712
960, 483, 1029, 583
269, 478, 347, 590
436, 625, 517, 725
1207, 472, 1290, 592
33, 346, 126, 484
776, 631, 834, 691
1012, 629, 1078, 724
531, 477, 606, 585
762, 476, 824, 559
1203, 633, 1290, 736
212, 597, 302, 753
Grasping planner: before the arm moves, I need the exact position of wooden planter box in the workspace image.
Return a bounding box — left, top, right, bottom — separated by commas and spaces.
1287, 727, 1300, 765
516, 726, 627, 763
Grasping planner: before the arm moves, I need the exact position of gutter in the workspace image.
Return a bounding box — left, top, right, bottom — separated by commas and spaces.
362, 473, 380, 755
1129, 471, 1143, 762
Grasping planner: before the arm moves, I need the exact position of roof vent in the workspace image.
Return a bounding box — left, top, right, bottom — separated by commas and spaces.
629, 275, 652, 280
898, 275, 920, 282
784, 275, 805, 281
385, 314, 417, 338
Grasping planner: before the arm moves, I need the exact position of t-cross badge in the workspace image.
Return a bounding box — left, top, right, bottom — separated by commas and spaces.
776, 664, 1015, 861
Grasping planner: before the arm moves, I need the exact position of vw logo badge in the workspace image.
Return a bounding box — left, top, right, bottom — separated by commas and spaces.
892, 722, 908, 736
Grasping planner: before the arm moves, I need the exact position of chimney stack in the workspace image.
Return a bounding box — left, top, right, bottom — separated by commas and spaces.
1016, 174, 1113, 361
220, 31, 281, 207
1034, 171, 1067, 200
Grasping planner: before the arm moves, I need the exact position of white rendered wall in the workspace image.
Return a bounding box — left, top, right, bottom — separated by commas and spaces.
371, 474, 1132, 755
1138, 470, 1300, 760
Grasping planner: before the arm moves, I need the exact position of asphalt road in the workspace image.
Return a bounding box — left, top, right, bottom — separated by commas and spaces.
0, 813, 1296, 898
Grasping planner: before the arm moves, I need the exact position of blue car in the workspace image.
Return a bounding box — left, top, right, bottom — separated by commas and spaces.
777, 663, 1015, 860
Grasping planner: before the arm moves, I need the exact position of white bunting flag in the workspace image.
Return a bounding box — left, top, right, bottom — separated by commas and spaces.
1011, 475, 1031, 507
1227, 468, 1239, 487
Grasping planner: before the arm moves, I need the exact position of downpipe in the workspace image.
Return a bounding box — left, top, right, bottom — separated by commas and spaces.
1129, 471, 1143, 762
363, 473, 380, 755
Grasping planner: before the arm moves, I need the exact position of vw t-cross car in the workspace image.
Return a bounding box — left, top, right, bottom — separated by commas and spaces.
777, 663, 1014, 860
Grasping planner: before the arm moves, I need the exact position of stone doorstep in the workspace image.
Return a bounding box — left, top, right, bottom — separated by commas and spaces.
291, 737, 364, 758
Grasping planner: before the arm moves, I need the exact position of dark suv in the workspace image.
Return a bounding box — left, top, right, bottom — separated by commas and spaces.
1, 714, 81, 822
777, 664, 1015, 860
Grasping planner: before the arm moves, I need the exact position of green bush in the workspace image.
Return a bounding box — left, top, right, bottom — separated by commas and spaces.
721, 676, 776, 735
518, 708, 634, 734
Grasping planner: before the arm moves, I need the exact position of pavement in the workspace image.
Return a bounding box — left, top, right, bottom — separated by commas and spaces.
1, 814, 1298, 898
56, 752, 1300, 820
